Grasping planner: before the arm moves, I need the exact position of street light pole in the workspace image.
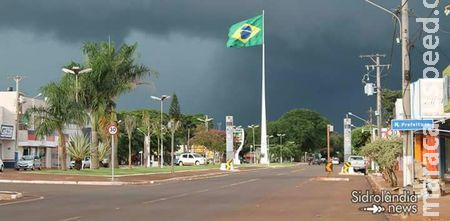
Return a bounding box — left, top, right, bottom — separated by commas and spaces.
197, 115, 213, 131
151, 95, 170, 168
276, 133, 285, 163
62, 66, 92, 103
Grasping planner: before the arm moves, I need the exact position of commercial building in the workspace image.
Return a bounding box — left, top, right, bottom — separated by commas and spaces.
0, 89, 82, 168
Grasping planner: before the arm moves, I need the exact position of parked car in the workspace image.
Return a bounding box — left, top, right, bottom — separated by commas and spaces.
70, 157, 91, 169
16, 155, 42, 170
348, 155, 366, 174
311, 158, 322, 165
331, 157, 340, 165
176, 153, 206, 166
0, 158, 4, 172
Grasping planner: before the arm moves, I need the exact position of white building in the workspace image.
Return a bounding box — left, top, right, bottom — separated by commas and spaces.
0, 89, 83, 168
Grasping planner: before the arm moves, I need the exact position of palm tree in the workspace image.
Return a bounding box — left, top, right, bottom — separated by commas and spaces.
97, 142, 110, 168
67, 134, 90, 170
30, 78, 86, 170
79, 41, 151, 169
124, 115, 136, 168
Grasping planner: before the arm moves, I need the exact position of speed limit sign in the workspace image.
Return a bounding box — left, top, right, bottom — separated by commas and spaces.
108, 125, 118, 135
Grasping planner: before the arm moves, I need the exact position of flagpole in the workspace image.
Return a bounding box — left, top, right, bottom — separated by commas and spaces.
260, 10, 268, 165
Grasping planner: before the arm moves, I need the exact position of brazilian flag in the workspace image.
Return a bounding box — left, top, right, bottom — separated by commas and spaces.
226, 15, 263, 48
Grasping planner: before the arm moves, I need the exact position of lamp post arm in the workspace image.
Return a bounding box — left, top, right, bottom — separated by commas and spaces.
365, 0, 402, 39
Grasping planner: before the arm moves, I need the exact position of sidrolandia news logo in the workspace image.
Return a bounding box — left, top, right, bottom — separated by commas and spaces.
351, 190, 418, 215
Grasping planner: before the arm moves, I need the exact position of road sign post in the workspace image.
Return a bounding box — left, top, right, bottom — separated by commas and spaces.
108, 125, 118, 181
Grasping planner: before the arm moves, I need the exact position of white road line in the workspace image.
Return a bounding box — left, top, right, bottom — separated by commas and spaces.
195, 189, 209, 193
58, 216, 82, 221
225, 178, 258, 187
0, 196, 44, 206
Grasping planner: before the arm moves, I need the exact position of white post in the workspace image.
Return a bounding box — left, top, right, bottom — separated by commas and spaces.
111, 134, 115, 181
260, 10, 268, 164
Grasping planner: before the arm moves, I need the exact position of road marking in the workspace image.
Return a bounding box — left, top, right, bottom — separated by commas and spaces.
223, 178, 258, 188
310, 177, 350, 182
195, 189, 209, 193
59, 216, 82, 221
0, 196, 44, 206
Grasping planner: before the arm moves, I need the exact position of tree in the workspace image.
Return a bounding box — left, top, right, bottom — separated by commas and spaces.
190, 125, 225, 162
381, 89, 402, 125
361, 138, 402, 186
67, 134, 90, 170
351, 126, 372, 154
97, 142, 110, 168
30, 78, 86, 170
79, 41, 151, 169
124, 115, 137, 168
169, 93, 181, 121
268, 109, 329, 159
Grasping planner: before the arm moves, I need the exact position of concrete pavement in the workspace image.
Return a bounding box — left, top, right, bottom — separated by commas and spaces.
0, 164, 385, 221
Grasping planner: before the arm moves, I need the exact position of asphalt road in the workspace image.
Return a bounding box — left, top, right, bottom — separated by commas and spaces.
0, 165, 386, 221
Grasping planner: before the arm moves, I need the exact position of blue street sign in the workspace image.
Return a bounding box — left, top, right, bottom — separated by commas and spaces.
391, 119, 434, 131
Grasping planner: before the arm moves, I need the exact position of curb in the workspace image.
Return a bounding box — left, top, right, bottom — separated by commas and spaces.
366, 173, 384, 193
0, 191, 23, 200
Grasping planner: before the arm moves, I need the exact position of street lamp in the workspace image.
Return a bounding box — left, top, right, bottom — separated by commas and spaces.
276, 133, 285, 163
197, 115, 213, 131
62, 66, 92, 102
248, 124, 259, 164
151, 95, 170, 168
347, 112, 369, 124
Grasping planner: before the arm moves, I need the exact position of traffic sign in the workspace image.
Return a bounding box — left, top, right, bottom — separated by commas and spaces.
108, 125, 118, 135
391, 119, 433, 131
325, 162, 333, 172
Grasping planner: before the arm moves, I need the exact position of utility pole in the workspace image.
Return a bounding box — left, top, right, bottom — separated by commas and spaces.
11, 75, 24, 166
368, 107, 374, 141
401, 0, 412, 187
360, 54, 390, 139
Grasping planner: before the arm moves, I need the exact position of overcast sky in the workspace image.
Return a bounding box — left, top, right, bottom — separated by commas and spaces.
0, 0, 449, 131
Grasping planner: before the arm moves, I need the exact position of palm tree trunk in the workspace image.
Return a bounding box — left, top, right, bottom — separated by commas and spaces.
128, 137, 132, 168
90, 114, 99, 169
57, 128, 67, 170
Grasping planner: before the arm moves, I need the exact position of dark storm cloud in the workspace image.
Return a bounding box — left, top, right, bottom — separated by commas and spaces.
0, 0, 448, 129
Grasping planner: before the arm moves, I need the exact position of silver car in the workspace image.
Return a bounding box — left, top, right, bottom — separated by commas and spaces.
0, 158, 4, 172
16, 155, 42, 171
176, 153, 206, 166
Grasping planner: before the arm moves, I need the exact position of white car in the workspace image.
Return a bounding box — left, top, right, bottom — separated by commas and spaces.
70, 157, 91, 169
348, 155, 366, 174
331, 157, 340, 165
176, 153, 206, 166
0, 158, 4, 172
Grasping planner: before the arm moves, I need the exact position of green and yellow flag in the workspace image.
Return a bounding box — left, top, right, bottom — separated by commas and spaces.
226, 14, 263, 48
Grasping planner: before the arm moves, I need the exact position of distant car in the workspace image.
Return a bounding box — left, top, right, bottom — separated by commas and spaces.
0, 158, 4, 172
176, 153, 206, 166
70, 157, 91, 169
348, 155, 366, 174
311, 158, 321, 165
320, 158, 327, 164
331, 157, 340, 165
16, 155, 41, 171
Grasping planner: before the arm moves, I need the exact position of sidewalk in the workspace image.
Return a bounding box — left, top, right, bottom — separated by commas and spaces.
367, 172, 450, 221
